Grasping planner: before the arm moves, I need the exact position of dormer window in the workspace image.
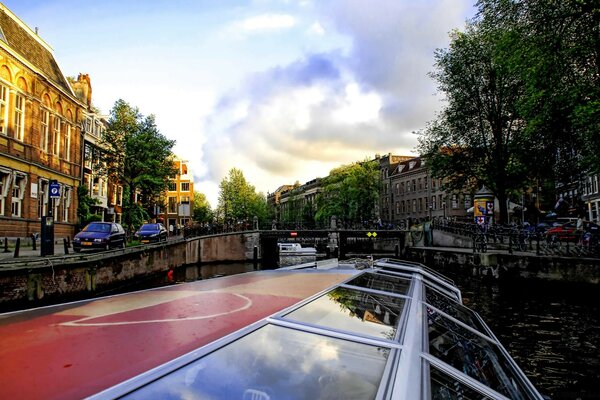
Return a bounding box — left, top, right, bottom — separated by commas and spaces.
409, 161, 416, 170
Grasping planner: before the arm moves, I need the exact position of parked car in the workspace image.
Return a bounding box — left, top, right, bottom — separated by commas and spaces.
72, 222, 126, 252
134, 223, 168, 243
545, 220, 600, 241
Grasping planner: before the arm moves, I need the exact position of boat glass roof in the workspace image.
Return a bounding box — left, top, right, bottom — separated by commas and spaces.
425, 286, 488, 334
283, 287, 406, 341
120, 324, 391, 400
427, 306, 530, 399
344, 271, 411, 295
429, 364, 493, 399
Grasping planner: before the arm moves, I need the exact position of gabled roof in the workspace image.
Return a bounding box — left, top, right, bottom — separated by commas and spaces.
0, 7, 73, 96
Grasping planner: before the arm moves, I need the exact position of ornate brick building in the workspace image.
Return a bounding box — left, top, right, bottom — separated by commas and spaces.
0, 5, 84, 238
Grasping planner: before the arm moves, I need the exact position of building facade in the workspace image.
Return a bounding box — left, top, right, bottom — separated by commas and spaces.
0, 5, 84, 238
581, 174, 599, 223
160, 156, 193, 232
388, 157, 470, 227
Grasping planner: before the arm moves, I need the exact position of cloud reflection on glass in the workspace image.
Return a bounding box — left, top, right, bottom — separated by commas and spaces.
284, 288, 405, 340
123, 324, 390, 400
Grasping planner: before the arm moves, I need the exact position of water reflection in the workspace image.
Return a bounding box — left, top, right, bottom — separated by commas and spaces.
433, 264, 600, 400
124, 324, 390, 400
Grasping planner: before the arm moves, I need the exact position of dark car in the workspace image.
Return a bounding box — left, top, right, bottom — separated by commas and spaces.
73, 222, 126, 252
134, 223, 168, 243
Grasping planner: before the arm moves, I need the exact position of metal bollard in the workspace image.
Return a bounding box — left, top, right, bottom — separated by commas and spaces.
63, 238, 69, 255
3, 237, 9, 253
14, 238, 20, 258
253, 246, 258, 268
508, 234, 513, 254
31, 233, 37, 251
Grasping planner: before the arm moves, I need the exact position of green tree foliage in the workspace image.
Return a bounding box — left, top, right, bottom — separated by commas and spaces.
217, 168, 269, 225
478, 0, 600, 178
418, 20, 528, 223
419, 0, 599, 222
76, 185, 101, 226
192, 191, 213, 223
315, 160, 381, 225
99, 99, 177, 229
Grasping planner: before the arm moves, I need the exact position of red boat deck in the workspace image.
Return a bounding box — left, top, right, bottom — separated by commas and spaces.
0, 270, 351, 400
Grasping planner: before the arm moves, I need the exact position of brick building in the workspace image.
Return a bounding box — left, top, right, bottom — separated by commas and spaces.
160, 156, 194, 232
0, 5, 84, 239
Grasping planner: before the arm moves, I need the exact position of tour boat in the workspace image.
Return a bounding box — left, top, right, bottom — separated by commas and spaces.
0, 259, 543, 399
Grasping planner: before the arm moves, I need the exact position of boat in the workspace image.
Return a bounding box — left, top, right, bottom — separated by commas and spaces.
0, 258, 543, 399
278, 242, 318, 267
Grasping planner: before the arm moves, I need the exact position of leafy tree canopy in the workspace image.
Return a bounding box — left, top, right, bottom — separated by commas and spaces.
316, 159, 381, 225
99, 99, 177, 228
192, 191, 213, 223
217, 168, 269, 225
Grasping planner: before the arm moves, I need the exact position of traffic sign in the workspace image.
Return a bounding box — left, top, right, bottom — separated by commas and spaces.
49, 182, 61, 198
367, 232, 378, 238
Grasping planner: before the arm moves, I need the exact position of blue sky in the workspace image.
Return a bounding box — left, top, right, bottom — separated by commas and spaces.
5, 0, 476, 206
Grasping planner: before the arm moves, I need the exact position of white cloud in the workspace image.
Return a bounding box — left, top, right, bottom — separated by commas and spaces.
307, 21, 325, 36
236, 14, 296, 33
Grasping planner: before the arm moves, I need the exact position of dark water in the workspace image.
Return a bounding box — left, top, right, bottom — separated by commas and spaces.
433, 265, 600, 400
198, 262, 600, 400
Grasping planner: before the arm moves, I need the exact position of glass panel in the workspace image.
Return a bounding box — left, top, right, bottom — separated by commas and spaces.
427, 308, 531, 399
430, 364, 492, 399
425, 286, 487, 334
424, 280, 460, 302
285, 287, 405, 340
346, 272, 411, 295
123, 324, 390, 400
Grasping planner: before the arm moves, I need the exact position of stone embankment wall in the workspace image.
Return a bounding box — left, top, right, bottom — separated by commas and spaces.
0, 232, 261, 310
406, 247, 600, 284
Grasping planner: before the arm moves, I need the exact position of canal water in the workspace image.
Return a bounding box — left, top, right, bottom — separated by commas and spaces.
193, 261, 599, 400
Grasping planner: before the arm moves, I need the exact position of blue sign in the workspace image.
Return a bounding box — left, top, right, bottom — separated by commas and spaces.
49, 182, 61, 198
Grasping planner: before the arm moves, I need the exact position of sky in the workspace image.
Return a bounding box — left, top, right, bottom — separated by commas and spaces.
5, 0, 476, 207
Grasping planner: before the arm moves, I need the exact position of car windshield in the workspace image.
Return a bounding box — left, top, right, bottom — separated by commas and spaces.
83, 223, 110, 233
140, 224, 159, 231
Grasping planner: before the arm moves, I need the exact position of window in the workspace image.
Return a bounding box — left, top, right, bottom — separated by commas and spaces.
84, 143, 92, 169
412, 180, 416, 192
0, 169, 11, 216
14, 94, 24, 141
168, 182, 176, 191
181, 182, 190, 192
40, 109, 49, 152
418, 178, 422, 191
0, 84, 7, 135
53, 116, 61, 155
432, 196, 437, 210
168, 197, 177, 213
180, 196, 190, 204
11, 174, 26, 217
64, 125, 71, 161
62, 186, 71, 222
116, 186, 123, 206
451, 194, 458, 209
38, 179, 49, 218
463, 195, 471, 210
412, 199, 417, 213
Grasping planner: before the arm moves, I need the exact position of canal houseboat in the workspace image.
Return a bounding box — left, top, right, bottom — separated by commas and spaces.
0, 259, 543, 399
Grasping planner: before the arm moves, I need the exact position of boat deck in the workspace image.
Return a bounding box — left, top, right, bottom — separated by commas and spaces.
0, 270, 351, 400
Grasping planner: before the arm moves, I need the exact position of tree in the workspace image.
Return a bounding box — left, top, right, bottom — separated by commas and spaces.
316, 160, 381, 226
217, 168, 269, 226
76, 185, 101, 227
99, 100, 177, 229
192, 191, 213, 223
418, 17, 529, 223
477, 0, 600, 180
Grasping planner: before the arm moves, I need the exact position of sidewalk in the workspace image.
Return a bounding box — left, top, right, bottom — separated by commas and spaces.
0, 243, 72, 262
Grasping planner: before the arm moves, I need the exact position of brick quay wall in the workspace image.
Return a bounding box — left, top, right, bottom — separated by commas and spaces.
0, 232, 260, 311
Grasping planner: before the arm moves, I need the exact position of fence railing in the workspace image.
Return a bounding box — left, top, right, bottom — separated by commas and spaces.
433, 219, 600, 258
